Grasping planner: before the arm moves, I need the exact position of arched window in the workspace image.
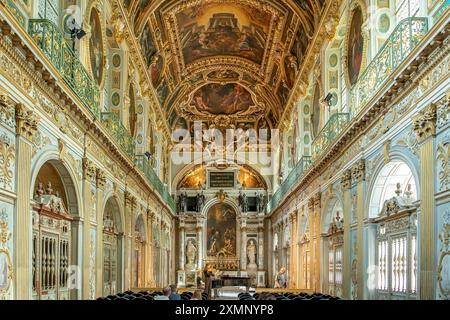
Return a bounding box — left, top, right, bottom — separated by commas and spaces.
369, 160, 418, 299
103, 198, 123, 296
32, 160, 79, 300
134, 215, 146, 288
323, 200, 344, 297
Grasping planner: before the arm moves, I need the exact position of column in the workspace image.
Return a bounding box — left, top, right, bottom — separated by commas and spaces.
307, 198, 315, 291
413, 104, 437, 300
352, 159, 366, 299
314, 193, 322, 293
14, 103, 38, 299
149, 209, 154, 287
196, 222, 203, 269
179, 222, 185, 270
257, 223, 264, 270
241, 220, 247, 271
341, 170, 352, 299
82, 157, 96, 299
95, 169, 106, 297
123, 192, 135, 290
289, 211, 298, 288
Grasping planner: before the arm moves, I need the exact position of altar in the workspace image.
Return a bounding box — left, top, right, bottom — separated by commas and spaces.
175, 163, 267, 288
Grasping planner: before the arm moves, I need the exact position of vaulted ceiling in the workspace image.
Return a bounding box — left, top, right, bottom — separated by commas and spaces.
123, 0, 327, 131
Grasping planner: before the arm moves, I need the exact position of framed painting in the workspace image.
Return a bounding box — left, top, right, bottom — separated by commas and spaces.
346, 6, 364, 87
89, 7, 105, 87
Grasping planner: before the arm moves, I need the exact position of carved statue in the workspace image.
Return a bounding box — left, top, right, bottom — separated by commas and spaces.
247, 240, 257, 266
179, 192, 188, 213
35, 182, 44, 198
238, 190, 244, 209
242, 193, 248, 213
186, 240, 197, 267
45, 182, 53, 195
196, 191, 205, 212
255, 192, 260, 212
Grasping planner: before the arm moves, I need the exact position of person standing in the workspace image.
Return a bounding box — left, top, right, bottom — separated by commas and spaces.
203, 264, 214, 300
274, 267, 287, 289
169, 284, 181, 300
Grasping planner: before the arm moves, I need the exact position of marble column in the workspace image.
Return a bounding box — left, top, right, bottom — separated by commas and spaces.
413, 104, 437, 300
179, 223, 185, 270
146, 210, 154, 287
14, 103, 38, 299
352, 159, 366, 299
95, 169, 106, 297
241, 221, 247, 271
123, 192, 135, 290
341, 170, 352, 299
81, 157, 95, 299
257, 223, 264, 270
196, 223, 203, 270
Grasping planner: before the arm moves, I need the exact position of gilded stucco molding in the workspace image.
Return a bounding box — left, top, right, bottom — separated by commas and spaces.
15, 103, 38, 140
413, 103, 437, 144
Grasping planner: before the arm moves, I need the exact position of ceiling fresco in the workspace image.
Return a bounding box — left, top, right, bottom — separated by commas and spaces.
123, 0, 328, 130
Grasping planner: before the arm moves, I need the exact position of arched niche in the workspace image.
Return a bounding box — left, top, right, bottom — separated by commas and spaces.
102, 197, 124, 296
368, 160, 418, 219
31, 160, 80, 300
133, 214, 146, 288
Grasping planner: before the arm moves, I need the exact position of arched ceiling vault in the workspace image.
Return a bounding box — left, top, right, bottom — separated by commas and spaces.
123, 0, 327, 130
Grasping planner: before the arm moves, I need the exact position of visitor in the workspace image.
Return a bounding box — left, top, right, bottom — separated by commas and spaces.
196, 270, 204, 289
274, 267, 287, 289
154, 286, 171, 300
203, 264, 214, 300
169, 284, 181, 300
190, 289, 203, 300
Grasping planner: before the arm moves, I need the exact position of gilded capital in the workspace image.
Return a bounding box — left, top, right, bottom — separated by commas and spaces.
308, 197, 315, 210
15, 104, 38, 140
341, 169, 352, 190
82, 157, 97, 180
413, 103, 437, 143
351, 159, 366, 183
96, 168, 106, 189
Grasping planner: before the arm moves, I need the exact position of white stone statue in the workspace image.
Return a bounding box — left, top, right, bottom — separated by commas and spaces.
247, 240, 257, 266
186, 240, 197, 267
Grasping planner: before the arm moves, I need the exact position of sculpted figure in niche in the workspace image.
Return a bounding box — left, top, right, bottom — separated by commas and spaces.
186, 239, 197, 267
247, 240, 257, 266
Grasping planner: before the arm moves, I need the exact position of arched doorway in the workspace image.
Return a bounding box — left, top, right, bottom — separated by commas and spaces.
134, 214, 146, 288
31, 160, 80, 300
322, 199, 344, 297
102, 197, 123, 296
368, 160, 418, 299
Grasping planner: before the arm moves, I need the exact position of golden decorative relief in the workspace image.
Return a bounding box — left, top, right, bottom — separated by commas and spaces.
0, 137, 14, 191
438, 210, 450, 299
413, 103, 437, 143
15, 103, 38, 140
437, 141, 450, 192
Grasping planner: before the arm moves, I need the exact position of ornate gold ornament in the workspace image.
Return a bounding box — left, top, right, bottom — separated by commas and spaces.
0, 209, 13, 295
15, 103, 38, 140
82, 157, 97, 180
438, 212, 450, 299
413, 103, 437, 143
216, 190, 227, 203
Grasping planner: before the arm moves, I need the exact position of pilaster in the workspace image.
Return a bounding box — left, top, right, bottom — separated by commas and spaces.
14, 103, 38, 300
413, 103, 437, 300
341, 169, 352, 299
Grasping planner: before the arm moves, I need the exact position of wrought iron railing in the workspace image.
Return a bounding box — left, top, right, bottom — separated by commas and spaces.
350, 17, 429, 117
100, 112, 136, 160
1, 0, 26, 28
28, 19, 100, 118
135, 155, 177, 212
266, 156, 312, 213
312, 113, 350, 160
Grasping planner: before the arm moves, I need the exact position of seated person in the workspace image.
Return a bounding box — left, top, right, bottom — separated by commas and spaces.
169, 284, 181, 300
154, 286, 171, 300
190, 289, 203, 300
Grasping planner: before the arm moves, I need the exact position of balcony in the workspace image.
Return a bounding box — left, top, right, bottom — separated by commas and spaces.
135, 155, 177, 212
266, 156, 312, 213
100, 112, 136, 160
28, 19, 101, 118
312, 113, 350, 160
350, 17, 429, 117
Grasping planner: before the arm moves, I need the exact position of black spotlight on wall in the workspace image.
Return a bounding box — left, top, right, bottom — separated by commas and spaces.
144, 151, 152, 161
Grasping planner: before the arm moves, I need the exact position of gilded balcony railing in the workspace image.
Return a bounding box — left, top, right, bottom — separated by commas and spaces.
100, 112, 136, 160
28, 19, 100, 118
1, 0, 26, 28
312, 113, 350, 160
267, 156, 312, 213
135, 155, 176, 212
350, 17, 429, 117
